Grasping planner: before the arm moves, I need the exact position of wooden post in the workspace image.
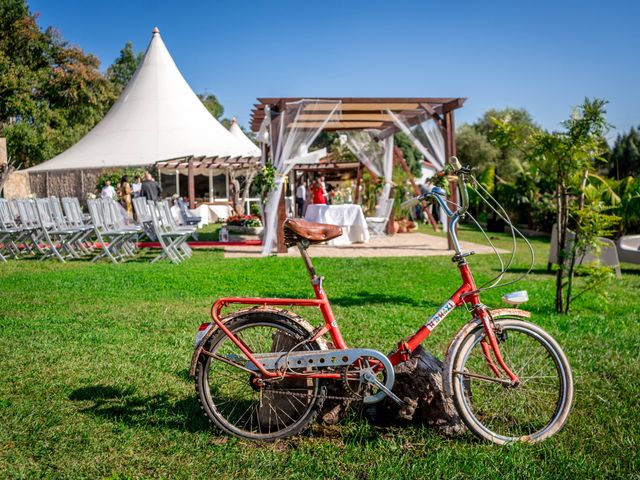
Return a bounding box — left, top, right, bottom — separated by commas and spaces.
270, 103, 289, 254
188, 157, 195, 209
175, 170, 180, 197
277, 184, 287, 252
385, 186, 396, 235
354, 164, 362, 204
208, 170, 213, 202
444, 110, 457, 250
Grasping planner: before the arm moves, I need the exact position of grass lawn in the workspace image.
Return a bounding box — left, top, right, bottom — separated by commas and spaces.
0, 227, 638, 479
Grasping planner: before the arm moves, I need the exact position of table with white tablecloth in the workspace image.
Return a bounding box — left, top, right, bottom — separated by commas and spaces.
304, 204, 370, 245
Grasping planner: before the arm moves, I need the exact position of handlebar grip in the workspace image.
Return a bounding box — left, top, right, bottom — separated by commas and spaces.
449, 156, 462, 171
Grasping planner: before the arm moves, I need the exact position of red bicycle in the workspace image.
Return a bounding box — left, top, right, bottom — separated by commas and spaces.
190, 159, 573, 444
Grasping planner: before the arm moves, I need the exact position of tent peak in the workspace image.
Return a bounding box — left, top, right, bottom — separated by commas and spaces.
152, 26, 160, 34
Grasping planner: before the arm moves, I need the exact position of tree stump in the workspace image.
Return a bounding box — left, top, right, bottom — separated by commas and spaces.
322, 346, 467, 437
258, 333, 466, 436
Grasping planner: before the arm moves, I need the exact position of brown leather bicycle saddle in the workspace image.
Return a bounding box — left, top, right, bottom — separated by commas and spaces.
283, 218, 343, 247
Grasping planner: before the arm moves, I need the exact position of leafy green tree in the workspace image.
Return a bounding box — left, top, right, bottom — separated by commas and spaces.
0, 0, 117, 167
456, 123, 500, 172
106, 41, 143, 91
456, 108, 542, 229
608, 126, 640, 179
198, 93, 224, 119
495, 98, 618, 313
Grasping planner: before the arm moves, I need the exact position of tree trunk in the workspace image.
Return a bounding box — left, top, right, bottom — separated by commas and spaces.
555, 182, 565, 313
564, 168, 589, 314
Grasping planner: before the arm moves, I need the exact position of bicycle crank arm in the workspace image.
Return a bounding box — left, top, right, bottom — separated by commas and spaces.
362, 371, 404, 406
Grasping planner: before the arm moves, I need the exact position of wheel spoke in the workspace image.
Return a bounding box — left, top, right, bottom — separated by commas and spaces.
454, 322, 570, 442
198, 318, 323, 440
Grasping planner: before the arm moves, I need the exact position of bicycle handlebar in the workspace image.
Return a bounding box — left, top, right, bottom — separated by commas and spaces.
400, 156, 470, 256
400, 156, 470, 218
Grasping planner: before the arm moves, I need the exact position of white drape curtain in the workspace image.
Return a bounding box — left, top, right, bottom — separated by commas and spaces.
261, 99, 341, 255
343, 131, 394, 202
343, 131, 383, 177
381, 136, 394, 201
386, 110, 445, 169
387, 109, 448, 230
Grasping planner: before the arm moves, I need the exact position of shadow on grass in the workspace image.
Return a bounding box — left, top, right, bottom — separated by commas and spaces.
69, 384, 214, 434
620, 267, 640, 276
331, 291, 423, 308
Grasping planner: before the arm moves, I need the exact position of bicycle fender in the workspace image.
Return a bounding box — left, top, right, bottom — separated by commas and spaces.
442, 308, 531, 397
188, 306, 325, 377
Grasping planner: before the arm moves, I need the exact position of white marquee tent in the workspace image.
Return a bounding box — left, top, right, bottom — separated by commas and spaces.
229, 118, 260, 157
27, 27, 254, 173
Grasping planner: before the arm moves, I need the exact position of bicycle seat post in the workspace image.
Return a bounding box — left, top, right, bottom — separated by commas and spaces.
296, 241, 322, 289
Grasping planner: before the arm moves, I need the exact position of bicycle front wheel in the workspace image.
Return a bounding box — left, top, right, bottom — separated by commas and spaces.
451, 319, 573, 444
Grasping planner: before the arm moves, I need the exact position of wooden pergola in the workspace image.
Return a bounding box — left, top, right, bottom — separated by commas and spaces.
251, 97, 466, 253
156, 154, 260, 208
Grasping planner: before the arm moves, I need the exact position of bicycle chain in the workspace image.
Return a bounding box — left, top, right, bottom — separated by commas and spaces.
263, 388, 360, 402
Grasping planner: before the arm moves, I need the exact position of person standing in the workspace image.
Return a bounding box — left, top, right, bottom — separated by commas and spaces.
100, 180, 116, 199
311, 177, 327, 205
295, 178, 306, 217
118, 175, 133, 214
131, 175, 142, 198
140, 172, 162, 201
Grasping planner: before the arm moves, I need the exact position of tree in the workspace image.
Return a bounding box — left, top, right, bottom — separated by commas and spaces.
198, 93, 224, 119
455, 124, 500, 172
0, 0, 117, 167
456, 109, 542, 229
608, 126, 640, 179
495, 98, 618, 313
106, 41, 143, 91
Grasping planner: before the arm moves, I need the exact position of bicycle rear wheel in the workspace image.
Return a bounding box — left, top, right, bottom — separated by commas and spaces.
451, 319, 573, 444
195, 311, 326, 441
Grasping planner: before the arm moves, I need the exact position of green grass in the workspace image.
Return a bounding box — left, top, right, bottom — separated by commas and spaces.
0, 229, 638, 479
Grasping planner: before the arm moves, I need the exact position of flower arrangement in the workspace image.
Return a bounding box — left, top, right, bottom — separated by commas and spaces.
227, 214, 262, 228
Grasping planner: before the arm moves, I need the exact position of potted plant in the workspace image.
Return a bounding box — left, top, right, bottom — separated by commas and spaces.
226, 214, 263, 235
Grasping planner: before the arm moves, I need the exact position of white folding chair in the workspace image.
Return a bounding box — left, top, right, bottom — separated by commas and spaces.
87, 199, 136, 264
366, 198, 394, 236
548, 223, 622, 278
147, 200, 192, 264
0, 199, 28, 260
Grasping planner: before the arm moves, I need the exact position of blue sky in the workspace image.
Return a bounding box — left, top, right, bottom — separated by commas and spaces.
30, 0, 640, 140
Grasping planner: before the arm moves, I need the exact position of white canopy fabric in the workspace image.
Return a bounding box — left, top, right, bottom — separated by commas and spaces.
27, 28, 253, 172
228, 119, 260, 157
343, 131, 394, 202
261, 99, 341, 255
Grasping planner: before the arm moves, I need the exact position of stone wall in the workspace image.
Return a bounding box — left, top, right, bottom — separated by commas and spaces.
3, 171, 31, 198
2, 169, 107, 200
26, 169, 106, 200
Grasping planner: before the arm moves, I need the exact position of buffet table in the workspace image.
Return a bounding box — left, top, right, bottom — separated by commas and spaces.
304, 204, 369, 245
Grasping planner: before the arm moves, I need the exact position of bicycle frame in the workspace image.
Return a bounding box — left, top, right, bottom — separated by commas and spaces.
193, 166, 520, 385
202, 248, 519, 384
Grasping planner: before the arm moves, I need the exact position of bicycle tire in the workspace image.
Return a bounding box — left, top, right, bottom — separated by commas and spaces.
195, 311, 326, 441
451, 318, 573, 444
